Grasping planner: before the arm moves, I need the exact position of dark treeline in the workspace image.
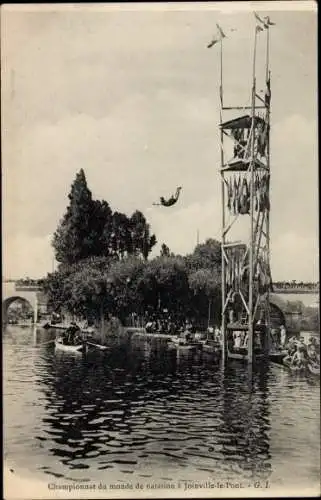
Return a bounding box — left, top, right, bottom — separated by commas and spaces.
43, 170, 222, 327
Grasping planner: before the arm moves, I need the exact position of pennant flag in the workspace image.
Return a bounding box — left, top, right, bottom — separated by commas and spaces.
216, 23, 226, 39
264, 16, 275, 27
254, 12, 275, 29
254, 11, 266, 26
207, 23, 226, 48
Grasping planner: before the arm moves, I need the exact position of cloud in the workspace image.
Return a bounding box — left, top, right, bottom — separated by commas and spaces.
271, 231, 318, 281
270, 113, 318, 239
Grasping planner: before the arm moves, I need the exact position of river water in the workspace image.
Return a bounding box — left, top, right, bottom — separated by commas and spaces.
3, 326, 320, 495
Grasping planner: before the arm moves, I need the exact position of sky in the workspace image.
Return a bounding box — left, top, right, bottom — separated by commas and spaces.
2, 2, 318, 281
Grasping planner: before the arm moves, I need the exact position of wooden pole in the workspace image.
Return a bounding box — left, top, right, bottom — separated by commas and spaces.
220, 38, 223, 105
33, 294, 38, 325
265, 27, 270, 83
264, 26, 271, 354
248, 29, 258, 364
219, 38, 226, 361
100, 303, 105, 344
252, 29, 258, 86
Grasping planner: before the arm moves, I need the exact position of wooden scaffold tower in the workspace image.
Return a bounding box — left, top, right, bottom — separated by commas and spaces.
209, 15, 275, 363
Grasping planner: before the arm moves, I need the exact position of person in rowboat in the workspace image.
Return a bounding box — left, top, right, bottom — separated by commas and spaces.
307, 337, 319, 365
291, 340, 308, 368
280, 325, 287, 348
65, 322, 81, 345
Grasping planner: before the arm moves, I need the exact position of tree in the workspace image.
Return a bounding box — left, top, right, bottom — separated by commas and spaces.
107, 257, 146, 321
53, 169, 98, 264
108, 210, 156, 261
109, 211, 131, 260
90, 199, 113, 257
140, 256, 190, 318
130, 210, 156, 260
186, 238, 221, 272
66, 264, 111, 320
188, 268, 221, 325
160, 243, 171, 257
43, 256, 114, 319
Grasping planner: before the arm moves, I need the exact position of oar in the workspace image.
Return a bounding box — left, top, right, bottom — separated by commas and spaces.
86, 342, 109, 351
36, 339, 56, 347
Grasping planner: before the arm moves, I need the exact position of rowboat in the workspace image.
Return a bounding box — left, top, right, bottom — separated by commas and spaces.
55, 339, 86, 354
307, 363, 320, 376
202, 340, 221, 355
38, 320, 51, 329
167, 336, 201, 353
166, 341, 177, 351
227, 347, 265, 361
176, 344, 196, 354
269, 349, 287, 365
283, 358, 306, 373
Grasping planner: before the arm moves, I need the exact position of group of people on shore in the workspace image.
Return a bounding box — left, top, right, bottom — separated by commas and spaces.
145, 317, 197, 336
144, 316, 223, 344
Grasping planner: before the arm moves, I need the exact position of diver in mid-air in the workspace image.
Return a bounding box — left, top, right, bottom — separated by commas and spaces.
153, 187, 182, 207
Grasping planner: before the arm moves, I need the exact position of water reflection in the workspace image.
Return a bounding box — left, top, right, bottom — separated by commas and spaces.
3, 326, 319, 486
31, 342, 270, 481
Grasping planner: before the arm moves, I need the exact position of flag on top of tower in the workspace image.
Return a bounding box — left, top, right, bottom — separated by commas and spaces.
264, 16, 275, 27
254, 12, 276, 30
207, 23, 226, 48
254, 12, 266, 26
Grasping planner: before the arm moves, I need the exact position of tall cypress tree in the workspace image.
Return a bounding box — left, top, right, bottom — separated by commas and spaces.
53, 169, 96, 264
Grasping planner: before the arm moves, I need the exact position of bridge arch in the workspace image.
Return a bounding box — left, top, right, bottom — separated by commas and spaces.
2, 282, 47, 325
269, 293, 302, 333
2, 296, 35, 324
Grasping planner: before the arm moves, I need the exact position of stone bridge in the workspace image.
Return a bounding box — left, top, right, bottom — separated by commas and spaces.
2, 281, 48, 324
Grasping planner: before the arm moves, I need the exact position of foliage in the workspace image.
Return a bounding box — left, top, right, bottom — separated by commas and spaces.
188, 268, 221, 324
140, 256, 190, 318
188, 268, 220, 296
129, 211, 157, 260
43, 256, 114, 319
160, 243, 171, 257
107, 257, 147, 321
52, 169, 99, 264
186, 238, 221, 272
